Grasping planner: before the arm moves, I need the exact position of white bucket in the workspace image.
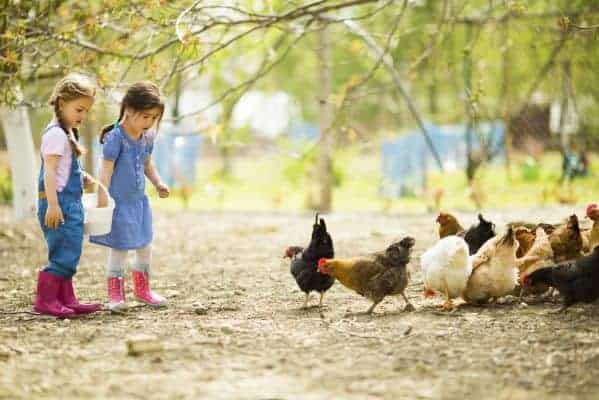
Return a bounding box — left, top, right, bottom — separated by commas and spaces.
82, 176, 115, 236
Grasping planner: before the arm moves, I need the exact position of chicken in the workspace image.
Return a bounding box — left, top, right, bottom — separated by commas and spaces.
437, 212, 464, 238
508, 221, 557, 235
317, 237, 415, 314
463, 227, 519, 304
516, 227, 554, 296
523, 246, 599, 312
421, 236, 472, 310
463, 214, 496, 255
283, 214, 335, 308
549, 214, 583, 263
514, 226, 536, 258
585, 203, 599, 252
437, 212, 495, 255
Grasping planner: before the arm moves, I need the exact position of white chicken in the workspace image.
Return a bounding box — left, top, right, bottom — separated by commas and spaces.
463, 227, 520, 304
421, 236, 472, 310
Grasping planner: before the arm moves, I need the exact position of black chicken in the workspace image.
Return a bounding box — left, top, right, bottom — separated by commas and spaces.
284, 214, 335, 308
461, 213, 496, 255
523, 246, 599, 312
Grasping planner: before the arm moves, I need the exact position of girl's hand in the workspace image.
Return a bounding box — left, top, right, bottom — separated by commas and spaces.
82, 173, 94, 191
45, 204, 64, 229
155, 182, 170, 198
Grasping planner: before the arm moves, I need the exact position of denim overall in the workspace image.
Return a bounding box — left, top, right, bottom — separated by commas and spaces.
37, 125, 84, 278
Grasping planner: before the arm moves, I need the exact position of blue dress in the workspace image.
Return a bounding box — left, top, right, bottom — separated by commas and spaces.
90, 125, 154, 250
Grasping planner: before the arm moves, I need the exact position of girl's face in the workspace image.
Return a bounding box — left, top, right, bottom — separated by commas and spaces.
125, 107, 162, 134
59, 96, 94, 130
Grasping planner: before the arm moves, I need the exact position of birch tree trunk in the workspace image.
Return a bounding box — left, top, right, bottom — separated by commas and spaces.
0, 105, 37, 220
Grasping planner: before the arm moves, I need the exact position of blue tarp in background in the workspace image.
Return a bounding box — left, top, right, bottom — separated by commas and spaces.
83, 130, 203, 190
153, 133, 202, 189
381, 121, 504, 198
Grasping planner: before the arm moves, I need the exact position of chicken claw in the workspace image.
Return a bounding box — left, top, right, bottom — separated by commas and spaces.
402, 293, 415, 312
442, 284, 454, 311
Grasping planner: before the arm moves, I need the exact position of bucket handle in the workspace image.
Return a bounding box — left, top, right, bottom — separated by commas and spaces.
82, 171, 114, 205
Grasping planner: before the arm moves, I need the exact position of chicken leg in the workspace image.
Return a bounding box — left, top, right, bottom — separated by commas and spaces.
366, 299, 383, 314
442, 284, 454, 311
318, 292, 325, 307
302, 293, 310, 309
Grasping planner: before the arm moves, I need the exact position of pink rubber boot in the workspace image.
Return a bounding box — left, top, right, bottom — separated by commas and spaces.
132, 270, 167, 307
59, 278, 102, 314
107, 276, 127, 312
33, 271, 76, 318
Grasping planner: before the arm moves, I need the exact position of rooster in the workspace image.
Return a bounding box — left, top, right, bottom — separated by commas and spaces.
421, 236, 472, 310
317, 237, 415, 314
463, 227, 519, 304
283, 214, 335, 308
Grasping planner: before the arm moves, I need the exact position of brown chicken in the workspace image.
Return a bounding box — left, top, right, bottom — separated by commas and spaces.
514, 227, 536, 258
317, 237, 415, 314
437, 213, 464, 238
549, 214, 583, 263
508, 221, 558, 235
516, 227, 554, 296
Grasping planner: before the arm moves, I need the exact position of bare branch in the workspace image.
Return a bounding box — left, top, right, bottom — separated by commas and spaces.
340, 16, 445, 171
166, 30, 308, 123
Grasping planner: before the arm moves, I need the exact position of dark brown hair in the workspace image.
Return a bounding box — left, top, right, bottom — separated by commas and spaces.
48, 73, 96, 157
100, 81, 165, 143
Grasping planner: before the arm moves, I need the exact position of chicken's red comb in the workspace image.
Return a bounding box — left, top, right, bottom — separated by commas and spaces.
318, 258, 328, 268
586, 203, 598, 217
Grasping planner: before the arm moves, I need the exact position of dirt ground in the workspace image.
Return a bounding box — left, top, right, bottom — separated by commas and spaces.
1, 205, 599, 400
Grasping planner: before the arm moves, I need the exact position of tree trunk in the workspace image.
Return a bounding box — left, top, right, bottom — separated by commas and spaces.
315, 26, 334, 212
0, 105, 37, 220
500, 18, 513, 179
463, 24, 475, 182
219, 101, 235, 177
559, 59, 571, 153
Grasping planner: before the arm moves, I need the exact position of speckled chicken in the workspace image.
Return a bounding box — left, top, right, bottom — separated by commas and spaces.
317, 237, 415, 314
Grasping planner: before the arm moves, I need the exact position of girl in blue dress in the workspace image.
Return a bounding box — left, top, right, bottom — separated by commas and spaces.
90, 82, 170, 311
